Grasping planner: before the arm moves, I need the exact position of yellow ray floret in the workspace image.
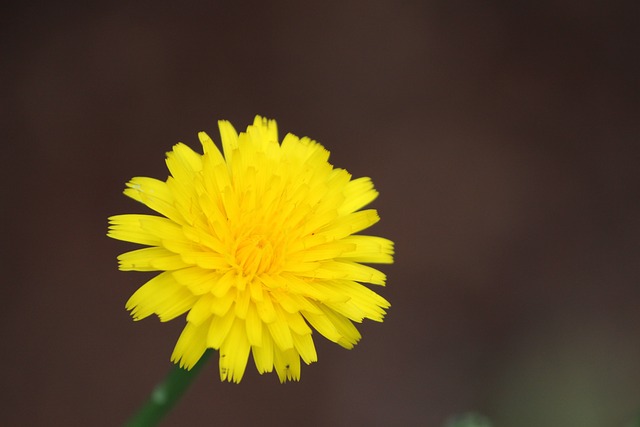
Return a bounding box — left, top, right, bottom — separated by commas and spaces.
108, 116, 394, 382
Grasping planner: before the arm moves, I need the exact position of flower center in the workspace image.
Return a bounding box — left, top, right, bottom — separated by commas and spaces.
234, 234, 277, 278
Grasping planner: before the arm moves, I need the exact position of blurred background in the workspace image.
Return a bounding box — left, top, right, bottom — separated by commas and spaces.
2, 1, 639, 426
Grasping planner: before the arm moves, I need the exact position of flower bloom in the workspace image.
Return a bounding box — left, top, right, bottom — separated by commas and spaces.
108, 116, 393, 383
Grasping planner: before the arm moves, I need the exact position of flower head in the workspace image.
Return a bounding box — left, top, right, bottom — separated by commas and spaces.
108, 116, 393, 383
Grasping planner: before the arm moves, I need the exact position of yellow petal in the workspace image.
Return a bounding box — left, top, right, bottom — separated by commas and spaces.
171, 320, 210, 369
172, 267, 219, 295
209, 289, 235, 317
338, 176, 379, 215
207, 307, 236, 349
126, 272, 196, 321
218, 120, 239, 164
123, 177, 184, 223
219, 318, 251, 383
245, 303, 263, 347
336, 235, 394, 264
292, 332, 317, 365
274, 347, 301, 383
118, 247, 187, 272
295, 260, 387, 286
266, 304, 294, 351
165, 143, 203, 184
251, 327, 274, 374
186, 293, 214, 326
316, 209, 380, 240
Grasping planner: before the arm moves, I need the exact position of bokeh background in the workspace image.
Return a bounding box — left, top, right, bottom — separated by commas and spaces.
2, 1, 639, 426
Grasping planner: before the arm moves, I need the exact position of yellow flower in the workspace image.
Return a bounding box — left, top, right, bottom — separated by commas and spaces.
108, 116, 393, 383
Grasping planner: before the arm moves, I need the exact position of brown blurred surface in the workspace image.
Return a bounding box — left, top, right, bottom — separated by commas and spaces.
2, 1, 639, 426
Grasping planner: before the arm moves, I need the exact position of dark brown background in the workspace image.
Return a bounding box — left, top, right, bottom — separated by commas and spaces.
2, 1, 639, 426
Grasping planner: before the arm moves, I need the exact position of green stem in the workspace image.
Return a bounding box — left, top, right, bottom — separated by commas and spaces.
124, 350, 213, 427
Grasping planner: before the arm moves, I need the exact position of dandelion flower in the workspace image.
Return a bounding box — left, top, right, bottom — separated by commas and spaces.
108, 116, 393, 383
